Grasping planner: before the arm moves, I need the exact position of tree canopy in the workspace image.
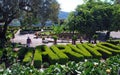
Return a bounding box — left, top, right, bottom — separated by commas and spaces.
66, 0, 120, 42
0, 0, 60, 47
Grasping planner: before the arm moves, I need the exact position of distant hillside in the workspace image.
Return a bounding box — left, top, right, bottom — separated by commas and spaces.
58, 11, 69, 19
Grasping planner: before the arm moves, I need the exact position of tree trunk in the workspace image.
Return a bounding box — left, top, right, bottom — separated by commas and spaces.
0, 20, 12, 68
0, 20, 11, 47
94, 39, 97, 44
88, 37, 91, 43
72, 39, 76, 45
105, 31, 110, 41
54, 39, 57, 45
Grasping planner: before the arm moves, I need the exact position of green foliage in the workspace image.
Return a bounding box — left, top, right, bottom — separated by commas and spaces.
34, 46, 42, 68
52, 35, 58, 40
76, 44, 92, 57
43, 46, 59, 64
42, 55, 120, 75
1, 63, 41, 75
83, 43, 102, 58
23, 48, 34, 64
50, 45, 68, 64
18, 47, 29, 61
63, 45, 84, 62
100, 42, 120, 50
107, 40, 120, 45
72, 35, 77, 40
97, 43, 120, 55
95, 47, 112, 58
68, 44, 92, 58
2, 55, 120, 75
52, 25, 64, 35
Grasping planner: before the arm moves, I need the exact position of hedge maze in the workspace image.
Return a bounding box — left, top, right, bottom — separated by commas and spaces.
18, 42, 120, 68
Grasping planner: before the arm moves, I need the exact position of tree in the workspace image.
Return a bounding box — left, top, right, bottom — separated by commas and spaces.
0, 0, 33, 47
0, 0, 60, 47
52, 25, 64, 44
66, 0, 115, 42
39, 0, 60, 27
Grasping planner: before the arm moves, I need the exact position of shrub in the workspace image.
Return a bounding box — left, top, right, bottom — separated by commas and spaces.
34, 46, 42, 68
64, 46, 84, 62
100, 42, 120, 50
23, 47, 34, 64
43, 46, 59, 64
18, 47, 29, 61
96, 43, 120, 55
82, 43, 102, 58
54, 45, 66, 53
95, 47, 112, 59
106, 40, 119, 45
50, 45, 68, 64
76, 44, 92, 58
87, 43, 112, 58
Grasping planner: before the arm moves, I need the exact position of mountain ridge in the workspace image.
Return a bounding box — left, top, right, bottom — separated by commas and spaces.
58, 11, 69, 19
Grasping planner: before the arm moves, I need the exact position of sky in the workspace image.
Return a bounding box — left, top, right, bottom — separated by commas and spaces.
57, 0, 84, 12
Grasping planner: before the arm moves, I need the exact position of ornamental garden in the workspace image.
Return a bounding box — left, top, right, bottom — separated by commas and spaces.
1, 0, 120, 75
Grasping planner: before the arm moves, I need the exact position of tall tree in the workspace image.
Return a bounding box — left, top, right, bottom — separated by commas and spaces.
0, 0, 60, 47
66, 0, 115, 42
39, 0, 60, 27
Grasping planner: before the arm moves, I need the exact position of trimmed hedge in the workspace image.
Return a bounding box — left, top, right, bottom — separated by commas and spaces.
34, 46, 42, 68
95, 47, 112, 59
64, 45, 84, 62
18, 47, 29, 61
107, 40, 119, 45
96, 43, 120, 55
55, 45, 66, 52
82, 43, 102, 58
76, 44, 92, 58
23, 47, 34, 63
100, 42, 120, 50
87, 43, 112, 58
43, 46, 59, 64
50, 45, 69, 64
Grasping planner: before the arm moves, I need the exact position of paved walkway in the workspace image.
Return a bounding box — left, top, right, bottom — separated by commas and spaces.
12, 30, 120, 47
12, 30, 74, 47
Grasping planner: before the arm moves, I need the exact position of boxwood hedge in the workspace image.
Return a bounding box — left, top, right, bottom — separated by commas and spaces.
50, 45, 69, 64
18, 47, 29, 61
64, 45, 84, 62
76, 44, 92, 58
43, 46, 59, 64
82, 43, 102, 58
96, 43, 120, 55
100, 42, 120, 50
34, 46, 42, 68
23, 47, 34, 63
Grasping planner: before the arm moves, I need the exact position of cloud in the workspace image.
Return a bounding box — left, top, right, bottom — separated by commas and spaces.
57, 0, 83, 12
